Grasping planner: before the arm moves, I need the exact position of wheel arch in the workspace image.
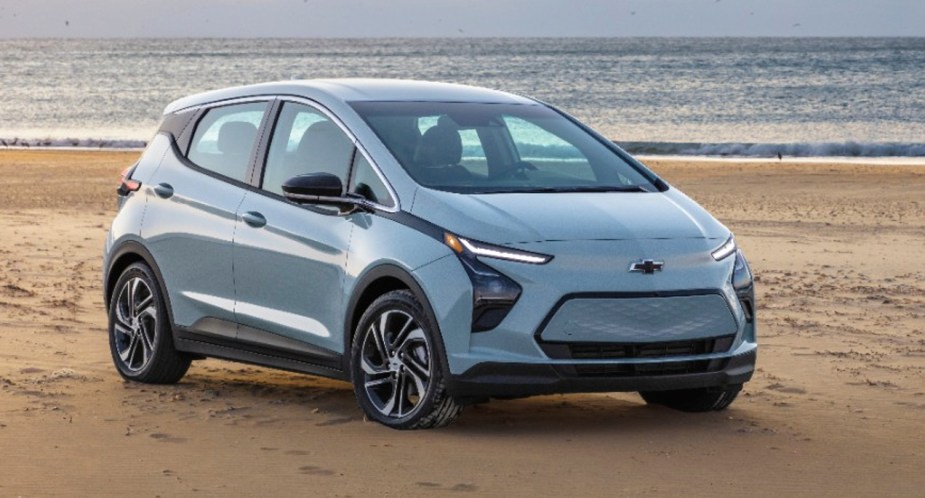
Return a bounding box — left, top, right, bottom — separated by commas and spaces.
105, 241, 177, 331
343, 264, 445, 373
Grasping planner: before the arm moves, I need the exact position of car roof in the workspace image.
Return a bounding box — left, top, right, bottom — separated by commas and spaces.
163, 78, 537, 114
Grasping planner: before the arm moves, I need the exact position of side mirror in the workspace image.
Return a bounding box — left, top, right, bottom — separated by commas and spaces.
282, 173, 350, 207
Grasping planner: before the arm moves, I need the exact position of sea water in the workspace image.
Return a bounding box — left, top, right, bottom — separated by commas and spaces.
1, 37, 923, 156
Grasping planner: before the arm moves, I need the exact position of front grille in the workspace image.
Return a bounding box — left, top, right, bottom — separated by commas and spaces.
541, 335, 735, 360
538, 294, 738, 345
569, 359, 724, 378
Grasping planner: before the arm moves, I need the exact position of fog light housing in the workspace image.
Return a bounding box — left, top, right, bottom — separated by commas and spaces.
457, 256, 522, 331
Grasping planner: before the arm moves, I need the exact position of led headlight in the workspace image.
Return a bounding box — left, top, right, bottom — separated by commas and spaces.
444, 233, 551, 332
445, 233, 552, 265
711, 235, 737, 261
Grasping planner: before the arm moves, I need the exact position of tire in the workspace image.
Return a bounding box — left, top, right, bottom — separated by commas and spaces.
350, 290, 461, 429
639, 384, 742, 412
108, 262, 190, 384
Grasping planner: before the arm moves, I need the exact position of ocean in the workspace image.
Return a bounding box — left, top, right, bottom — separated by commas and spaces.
1, 37, 924, 157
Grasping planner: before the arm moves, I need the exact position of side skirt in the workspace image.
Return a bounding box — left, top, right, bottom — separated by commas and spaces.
175, 322, 347, 381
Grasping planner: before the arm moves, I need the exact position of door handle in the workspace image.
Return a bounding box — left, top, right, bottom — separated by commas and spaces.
153, 183, 174, 199
241, 211, 267, 228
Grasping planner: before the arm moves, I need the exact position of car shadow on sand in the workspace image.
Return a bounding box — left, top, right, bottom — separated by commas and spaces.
126, 365, 762, 435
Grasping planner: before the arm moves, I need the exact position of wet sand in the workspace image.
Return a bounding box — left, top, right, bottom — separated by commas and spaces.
1, 150, 923, 496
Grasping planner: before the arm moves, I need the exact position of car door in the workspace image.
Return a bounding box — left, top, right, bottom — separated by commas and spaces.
231, 101, 356, 360
141, 100, 270, 334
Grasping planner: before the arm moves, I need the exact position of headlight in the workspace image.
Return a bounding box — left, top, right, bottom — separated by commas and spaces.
444, 232, 549, 332
732, 249, 753, 291
732, 249, 755, 323
711, 235, 736, 261
444, 233, 552, 265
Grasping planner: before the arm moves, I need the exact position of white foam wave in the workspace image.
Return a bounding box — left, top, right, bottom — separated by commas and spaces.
0, 137, 147, 149
619, 141, 925, 158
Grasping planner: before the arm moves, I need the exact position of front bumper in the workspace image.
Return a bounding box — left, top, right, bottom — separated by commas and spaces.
447, 345, 756, 399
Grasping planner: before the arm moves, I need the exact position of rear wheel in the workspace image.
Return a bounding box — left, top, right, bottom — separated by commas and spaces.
639, 384, 742, 412
350, 290, 461, 429
108, 262, 190, 384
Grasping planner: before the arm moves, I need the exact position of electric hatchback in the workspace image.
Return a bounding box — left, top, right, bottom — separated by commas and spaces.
104, 79, 756, 429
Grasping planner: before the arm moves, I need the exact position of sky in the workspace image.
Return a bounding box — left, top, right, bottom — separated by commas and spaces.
0, 0, 922, 38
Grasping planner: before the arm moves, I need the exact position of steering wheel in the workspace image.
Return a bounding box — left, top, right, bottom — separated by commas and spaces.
490, 161, 538, 180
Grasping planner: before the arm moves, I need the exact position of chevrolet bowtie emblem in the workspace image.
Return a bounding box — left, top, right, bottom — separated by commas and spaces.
628, 259, 664, 274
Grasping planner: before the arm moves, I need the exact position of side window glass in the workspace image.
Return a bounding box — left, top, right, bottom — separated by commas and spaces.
503, 116, 595, 181
187, 102, 267, 182
349, 152, 394, 208
262, 102, 354, 196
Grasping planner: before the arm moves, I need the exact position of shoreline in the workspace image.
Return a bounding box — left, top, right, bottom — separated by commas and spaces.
1, 147, 924, 167
638, 154, 925, 166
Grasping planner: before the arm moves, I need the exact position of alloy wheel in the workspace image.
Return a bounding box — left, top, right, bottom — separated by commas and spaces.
112, 277, 158, 373
359, 309, 433, 419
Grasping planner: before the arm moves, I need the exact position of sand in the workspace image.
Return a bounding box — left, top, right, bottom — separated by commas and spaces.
0, 149, 923, 496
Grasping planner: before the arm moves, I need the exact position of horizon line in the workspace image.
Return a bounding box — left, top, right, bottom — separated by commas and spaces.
2, 34, 925, 41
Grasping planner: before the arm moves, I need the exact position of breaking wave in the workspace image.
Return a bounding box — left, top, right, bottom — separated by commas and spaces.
618, 141, 925, 158
0, 137, 147, 149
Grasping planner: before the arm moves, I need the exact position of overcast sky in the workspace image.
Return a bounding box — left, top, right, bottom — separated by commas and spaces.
0, 0, 922, 38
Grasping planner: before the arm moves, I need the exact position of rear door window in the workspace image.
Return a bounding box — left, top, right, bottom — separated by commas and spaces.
187, 102, 268, 182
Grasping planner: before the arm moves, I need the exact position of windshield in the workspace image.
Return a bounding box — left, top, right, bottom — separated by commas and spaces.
350, 101, 658, 194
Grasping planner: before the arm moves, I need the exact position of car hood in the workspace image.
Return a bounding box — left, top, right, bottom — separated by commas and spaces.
409, 187, 729, 245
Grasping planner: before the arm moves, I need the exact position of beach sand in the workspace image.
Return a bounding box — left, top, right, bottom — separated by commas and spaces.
0, 150, 923, 496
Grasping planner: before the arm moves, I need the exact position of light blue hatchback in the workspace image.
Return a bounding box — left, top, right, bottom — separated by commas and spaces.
104, 79, 756, 429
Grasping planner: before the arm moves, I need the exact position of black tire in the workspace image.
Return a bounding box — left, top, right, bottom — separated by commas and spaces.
350, 289, 461, 429
108, 262, 190, 384
639, 384, 742, 412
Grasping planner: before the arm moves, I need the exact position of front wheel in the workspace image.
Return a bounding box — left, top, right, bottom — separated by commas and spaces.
639, 384, 742, 412
350, 290, 461, 429
108, 262, 190, 384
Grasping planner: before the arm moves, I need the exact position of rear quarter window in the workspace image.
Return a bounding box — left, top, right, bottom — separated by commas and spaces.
187, 102, 268, 182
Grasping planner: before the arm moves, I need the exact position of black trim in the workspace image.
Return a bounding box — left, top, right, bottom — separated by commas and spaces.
176, 325, 342, 373
165, 132, 264, 195
246, 98, 281, 188
375, 209, 445, 242
447, 348, 756, 398
157, 108, 197, 152
175, 333, 347, 381
737, 285, 755, 323
343, 264, 450, 374
180, 99, 275, 186
185, 316, 342, 363
105, 242, 206, 357
541, 335, 736, 361
104, 241, 176, 329
456, 254, 521, 332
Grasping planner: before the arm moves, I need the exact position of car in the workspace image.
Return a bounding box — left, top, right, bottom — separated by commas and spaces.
103, 79, 756, 429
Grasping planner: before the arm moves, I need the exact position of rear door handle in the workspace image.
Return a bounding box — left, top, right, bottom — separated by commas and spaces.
241, 211, 267, 228
153, 183, 174, 199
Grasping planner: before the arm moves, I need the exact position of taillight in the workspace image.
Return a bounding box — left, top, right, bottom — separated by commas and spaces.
118, 166, 141, 195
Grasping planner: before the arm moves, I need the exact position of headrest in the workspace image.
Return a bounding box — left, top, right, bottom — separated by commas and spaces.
297, 120, 344, 155
217, 121, 257, 156
415, 125, 462, 167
